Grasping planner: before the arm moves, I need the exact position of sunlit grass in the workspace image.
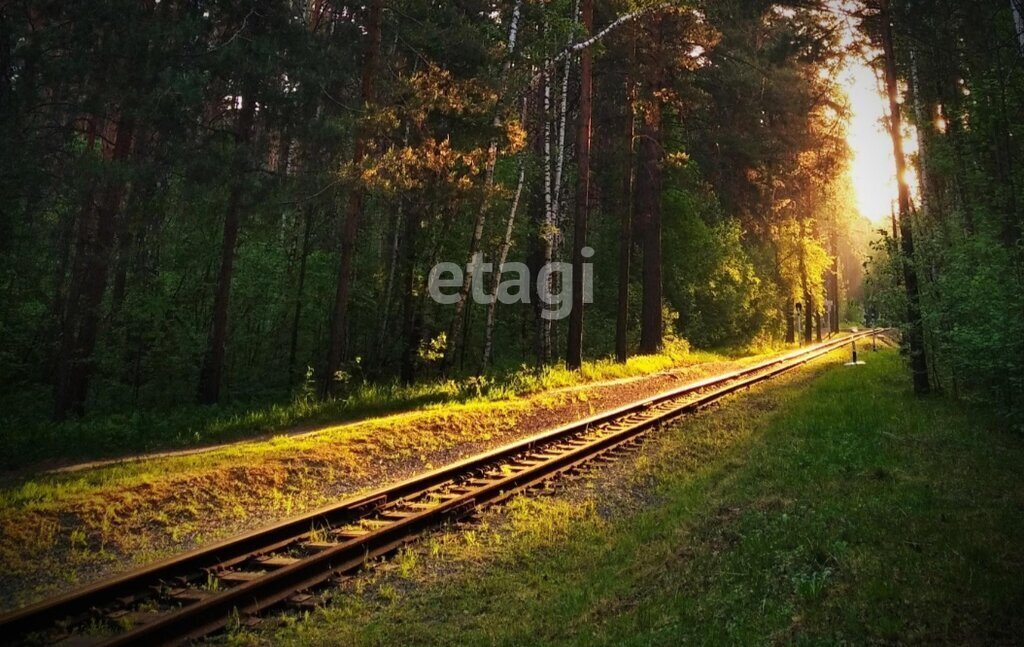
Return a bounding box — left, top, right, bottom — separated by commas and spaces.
0, 341, 753, 472
245, 350, 1024, 645
0, 340, 784, 606
0, 343, 741, 511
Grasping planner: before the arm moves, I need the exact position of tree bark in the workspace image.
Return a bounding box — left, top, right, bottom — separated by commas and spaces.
110, 129, 151, 318
799, 217, 813, 343
446, 0, 523, 370
803, 297, 813, 343
637, 56, 663, 355
828, 227, 840, 333
197, 79, 257, 405
400, 198, 421, 385
528, 75, 549, 364
993, 43, 1021, 247
374, 122, 412, 365
323, 0, 383, 396
880, 0, 930, 394
541, 63, 555, 361
54, 116, 134, 419
483, 159, 526, 368
567, 0, 593, 370
288, 204, 314, 383
552, 22, 574, 230
785, 298, 795, 344
616, 35, 637, 364
1012, 0, 1024, 57
375, 200, 402, 362
48, 118, 98, 384
908, 47, 932, 218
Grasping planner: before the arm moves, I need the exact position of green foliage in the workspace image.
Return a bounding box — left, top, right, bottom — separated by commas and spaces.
862, 0, 1024, 423
0, 0, 870, 451
417, 333, 448, 365
915, 229, 1024, 417
663, 177, 774, 346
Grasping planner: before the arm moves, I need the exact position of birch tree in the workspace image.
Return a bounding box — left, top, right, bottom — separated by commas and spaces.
566, 0, 593, 370
445, 0, 524, 371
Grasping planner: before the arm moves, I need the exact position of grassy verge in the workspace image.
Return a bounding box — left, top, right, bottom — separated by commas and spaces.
244, 349, 1024, 645
0, 342, 739, 472
1, 342, 790, 608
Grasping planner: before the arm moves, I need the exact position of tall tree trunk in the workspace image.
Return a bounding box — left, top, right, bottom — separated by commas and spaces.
993, 44, 1021, 247
880, 0, 930, 394
616, 40, 637, 364
908, 46, 932, 218
637, 84, 663, 354
54, 117, 134, 419
110, 128, 151, 319
48, 118, 98, 383
528, 75, 549, 364
1012, 0, 1024, 57
375, 122, 412, 365
567, 0, 593, 370
400, 198, 422, 385
288, 204, 314, 382
446, 0, 523, 370
483, 160, 526, 368
527, 66, 555, 365
323, 0, 383, 396
541, 64, 555, 361
799, 218, 813, 343
547, 43, 574, 365
785, 298, 795, 344
828, 227, 840, 333
551, 15, 574, 230
803, 297, 813, 343
446, 138, 496, 371
197, 80, 257, 405
375, 201, 402, 362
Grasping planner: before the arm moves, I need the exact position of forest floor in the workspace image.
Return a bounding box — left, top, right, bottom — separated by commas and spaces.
0, 343, 798, 610
226, 348, 1024, 646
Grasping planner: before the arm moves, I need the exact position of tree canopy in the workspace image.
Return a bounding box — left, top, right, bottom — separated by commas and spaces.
0, 0, 912, 430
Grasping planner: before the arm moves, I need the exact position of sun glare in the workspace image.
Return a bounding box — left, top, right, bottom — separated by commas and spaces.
843, 61, 892, 223
840, 55, 919, 225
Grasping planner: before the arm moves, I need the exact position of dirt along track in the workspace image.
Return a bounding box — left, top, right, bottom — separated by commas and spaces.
0, 336, 861, 613
0, 331, 880, 646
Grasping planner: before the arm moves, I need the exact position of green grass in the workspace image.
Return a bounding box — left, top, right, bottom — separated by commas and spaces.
245, 349, 1024, 646
0, 341, 741, 472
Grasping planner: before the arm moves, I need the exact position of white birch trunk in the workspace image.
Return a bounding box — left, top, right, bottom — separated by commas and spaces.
532, 1, 670, 87
1012, 0, 1024, 56
482, 160, 526, 366
551, 0, 579, 233
552, 57, 571, 235
446, 0, 524, 368
542, 65, 554, 360
508, 0, 523, 55
548, 0, 581, 360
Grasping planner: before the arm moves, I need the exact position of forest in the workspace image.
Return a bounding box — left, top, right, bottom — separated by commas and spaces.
1, 0, 1021, 459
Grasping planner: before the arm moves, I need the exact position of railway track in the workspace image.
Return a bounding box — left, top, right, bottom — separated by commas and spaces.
0, 331, 877, 646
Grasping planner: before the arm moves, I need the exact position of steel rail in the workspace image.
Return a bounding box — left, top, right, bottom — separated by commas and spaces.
0, 330, 876, 645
